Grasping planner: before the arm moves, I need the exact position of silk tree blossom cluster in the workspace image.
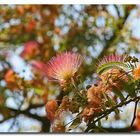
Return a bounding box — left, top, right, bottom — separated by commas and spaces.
133, 63, 140, 80
32, 52, 140, 132
45, 52, 83, 81
33, 52, 83, 87
98, 54, 129, 90
97, 54, 128, 74
98, 54, 126, 65
82, 55, 130, 122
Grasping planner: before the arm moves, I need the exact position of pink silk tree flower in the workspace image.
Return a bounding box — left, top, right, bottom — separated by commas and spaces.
97, 54, 129, 90
32, 52, 83, 85
20, 40, 40, 60
97, 54, 128, 75
98, 54, 125, 65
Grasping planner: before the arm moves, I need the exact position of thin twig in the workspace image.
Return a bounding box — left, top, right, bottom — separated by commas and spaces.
129, 99, 139, 131
8, 97, 25, 132
64, 112, 82, 127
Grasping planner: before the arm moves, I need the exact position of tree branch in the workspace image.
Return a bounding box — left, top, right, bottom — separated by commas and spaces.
129, 99, 139, 131
0, 104, 50, 132
97, 5, 130, 60
85, 96, 140, 132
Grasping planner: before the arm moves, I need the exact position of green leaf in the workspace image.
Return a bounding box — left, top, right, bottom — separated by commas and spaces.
120, 80, 136, 97
97, 62, 128, 74
114, 108, 120, 116
105, 94, 120, 116
112, 86, 125, 101
105, 94, 115, 107
105, 115, 108, 120
34, 87, 43, 95
98, 120, 102, 127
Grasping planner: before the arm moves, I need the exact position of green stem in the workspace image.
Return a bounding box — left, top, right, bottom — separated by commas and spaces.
71, 77, 84, 99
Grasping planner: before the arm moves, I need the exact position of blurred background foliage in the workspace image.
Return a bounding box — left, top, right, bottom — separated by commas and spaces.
0, 5, 140, 132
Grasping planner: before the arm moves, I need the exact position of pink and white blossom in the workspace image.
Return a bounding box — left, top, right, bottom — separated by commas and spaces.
32, 52, 83, 84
